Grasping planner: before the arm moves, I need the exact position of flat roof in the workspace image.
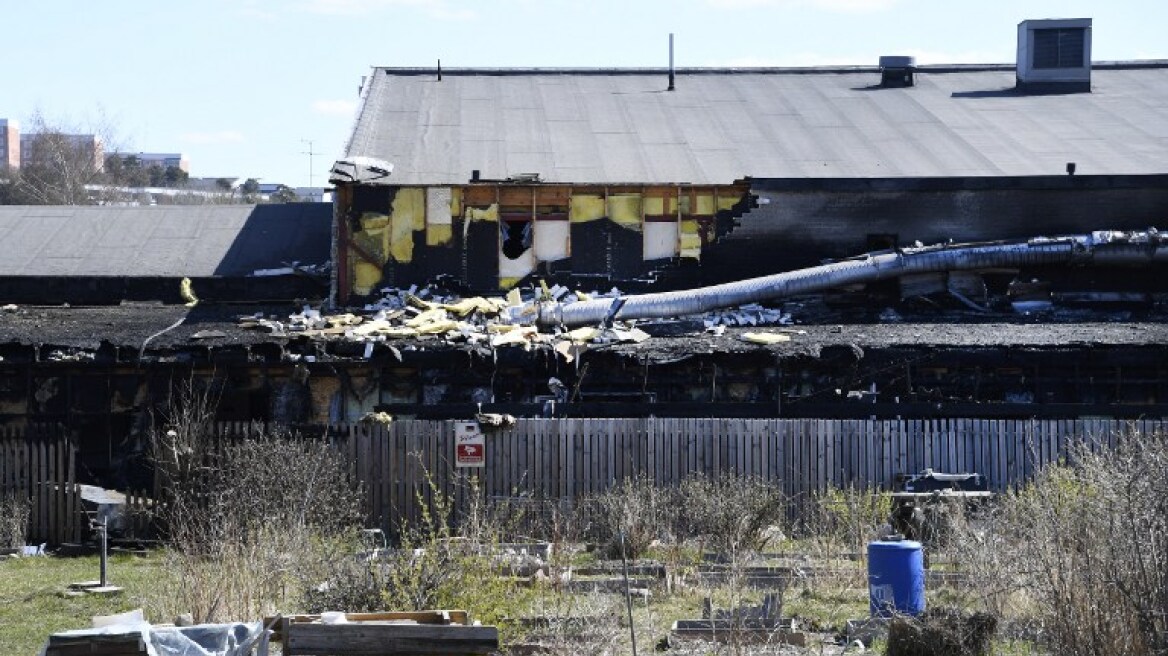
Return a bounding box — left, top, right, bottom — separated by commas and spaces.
0, 204, 331, 278
347, 62, 1168, 184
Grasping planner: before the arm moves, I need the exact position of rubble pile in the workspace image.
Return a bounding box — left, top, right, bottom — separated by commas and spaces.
236, 284, 795, 359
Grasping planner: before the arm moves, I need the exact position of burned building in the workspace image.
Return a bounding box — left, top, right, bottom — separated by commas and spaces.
3, 22, 1168, 493
317, 28, 1168, 423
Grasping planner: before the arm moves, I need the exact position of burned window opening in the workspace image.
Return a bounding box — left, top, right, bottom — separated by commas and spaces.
501, 220, 533, 260
867, 233, 898, 251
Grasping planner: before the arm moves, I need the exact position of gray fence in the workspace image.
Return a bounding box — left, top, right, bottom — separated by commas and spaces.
341, 417, 1165, 533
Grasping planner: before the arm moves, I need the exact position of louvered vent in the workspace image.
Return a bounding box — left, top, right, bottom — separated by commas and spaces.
1017, 18, 1092, 92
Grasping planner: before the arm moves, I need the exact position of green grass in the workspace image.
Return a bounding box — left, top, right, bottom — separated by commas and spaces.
0, 553, 164, 656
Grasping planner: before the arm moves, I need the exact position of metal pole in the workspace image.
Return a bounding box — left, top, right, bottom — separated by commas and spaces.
668, 34, 675, 91
98, 518, 108, 587
620, 532, 638, 656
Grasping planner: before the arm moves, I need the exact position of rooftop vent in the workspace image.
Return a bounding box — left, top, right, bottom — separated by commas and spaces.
879, 56, 916, 87
1016, 18, 1092, 92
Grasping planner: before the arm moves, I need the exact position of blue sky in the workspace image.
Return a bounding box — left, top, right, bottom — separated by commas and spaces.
4, 0, 1164, 188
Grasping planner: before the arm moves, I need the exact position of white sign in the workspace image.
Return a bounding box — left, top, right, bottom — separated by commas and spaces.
455, 421, 485, 468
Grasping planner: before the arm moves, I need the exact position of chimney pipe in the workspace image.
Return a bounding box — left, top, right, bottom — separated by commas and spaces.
437, 59, 442, 81
668, 33, 675, 91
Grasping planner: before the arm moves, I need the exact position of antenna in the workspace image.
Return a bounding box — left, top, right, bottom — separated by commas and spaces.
301, 139, 320, 188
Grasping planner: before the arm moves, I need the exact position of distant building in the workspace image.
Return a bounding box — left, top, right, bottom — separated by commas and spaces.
294, 187, 331, 203
19, 131, 104, 171
107, 151, 190, 173
0, 119, 18, 170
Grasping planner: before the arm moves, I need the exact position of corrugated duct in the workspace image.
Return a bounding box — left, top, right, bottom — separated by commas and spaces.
536, 230, 1167, 327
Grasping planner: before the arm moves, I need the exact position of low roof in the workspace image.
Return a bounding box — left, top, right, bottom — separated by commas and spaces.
0, 204, 331, 277
346, 63, 1168, 185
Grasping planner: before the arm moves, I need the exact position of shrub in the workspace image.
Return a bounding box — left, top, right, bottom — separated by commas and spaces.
587, 474, 676, 561
886, 607, 997, 656
678, 473, 788, 559
147, 383, 365, 623
959, 431, 1168, 655
0, 493, 30, 549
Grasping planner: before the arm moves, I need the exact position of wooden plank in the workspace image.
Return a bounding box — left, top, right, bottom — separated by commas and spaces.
37, 438, 47, 544
559, 418, 570, 497
65, 442, 78, 543
285, 623, 499, 655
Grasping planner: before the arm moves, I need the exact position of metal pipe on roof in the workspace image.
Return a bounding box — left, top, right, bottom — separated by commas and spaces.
668, 34, 675, 91
536, 229, 1165, 327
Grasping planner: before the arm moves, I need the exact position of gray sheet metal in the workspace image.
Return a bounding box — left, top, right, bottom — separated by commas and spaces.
348, 64, 1168, 184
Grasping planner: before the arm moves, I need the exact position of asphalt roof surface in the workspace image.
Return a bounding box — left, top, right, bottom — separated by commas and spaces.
3, 304, 1165, 361
347, 64, 1168, 185
0, 203, 332, 277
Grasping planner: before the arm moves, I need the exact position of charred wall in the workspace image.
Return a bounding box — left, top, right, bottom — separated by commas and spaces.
729, 175, 1168, 275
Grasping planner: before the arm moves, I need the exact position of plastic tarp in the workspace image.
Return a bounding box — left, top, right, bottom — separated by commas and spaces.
44, 621, 265, 656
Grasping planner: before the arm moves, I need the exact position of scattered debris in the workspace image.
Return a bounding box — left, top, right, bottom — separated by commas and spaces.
358, 411, 393, 425
47, 349, 96, 362
476, 413, 516, 429
180, 277, 198, 307
251, 261, 330, 277
741, 331, 793, 345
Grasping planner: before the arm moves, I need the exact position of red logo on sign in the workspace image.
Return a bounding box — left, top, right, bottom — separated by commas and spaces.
457, 443, 483, 463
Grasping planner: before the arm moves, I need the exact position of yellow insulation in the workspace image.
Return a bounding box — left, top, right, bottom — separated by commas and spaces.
680, 218, 702, 260
353, 262, 383, 295
607, 193, 642, 229
426, 224, 453, 246
466, 204, 499, 221
388, 188, 425, 263
569, 195, 605, 222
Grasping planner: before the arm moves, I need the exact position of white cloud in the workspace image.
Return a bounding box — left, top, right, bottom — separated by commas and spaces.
298, 0, 475, 19
312, 99, 359, 116
180, 130, 246, 145
707, 0, 901, 13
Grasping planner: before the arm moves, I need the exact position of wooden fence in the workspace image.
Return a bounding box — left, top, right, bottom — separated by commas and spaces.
2, 418, 1164, 544
0, 426, 83, 545
341, 417, 1166, 534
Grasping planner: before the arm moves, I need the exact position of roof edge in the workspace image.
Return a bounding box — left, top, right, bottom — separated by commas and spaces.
372, 60, 1168, 76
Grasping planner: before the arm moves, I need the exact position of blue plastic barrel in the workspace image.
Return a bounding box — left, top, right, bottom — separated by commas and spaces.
868, 539, 925, 616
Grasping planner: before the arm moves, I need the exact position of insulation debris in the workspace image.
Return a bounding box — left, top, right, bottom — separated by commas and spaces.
359, 411, 394, 424
741, 332, 793, 345
704, 304, 792, 328
476, 412, 516, 428
251, 260, 330, 277
236, 281, 797, 359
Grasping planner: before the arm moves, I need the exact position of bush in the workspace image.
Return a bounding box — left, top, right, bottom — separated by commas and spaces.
802, 484, 892, 555
960, 431, 1168, 655
678, 473, 788, 559
886, 607, 997, 656
587, 474, 676, 561
0, 493, 30, 549
147, 383, 365, 622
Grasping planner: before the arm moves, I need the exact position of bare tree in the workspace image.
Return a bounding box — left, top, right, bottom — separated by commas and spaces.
7, 110, 129, 205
